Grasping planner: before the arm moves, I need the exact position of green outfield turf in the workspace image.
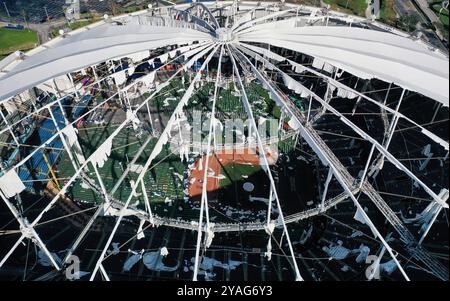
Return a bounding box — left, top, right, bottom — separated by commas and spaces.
55, 73, 297, 206
58, 125, 186, 205
219, 163, 262, 188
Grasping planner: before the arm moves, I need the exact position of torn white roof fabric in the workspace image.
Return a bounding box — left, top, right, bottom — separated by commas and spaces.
91, 138, 113, 168
0, 169, 26, 198
0, 24, 211, 103
239, 26, 449, 106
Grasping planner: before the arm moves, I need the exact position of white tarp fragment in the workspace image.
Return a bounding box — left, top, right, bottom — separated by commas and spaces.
291, 62, 307, 73
129, 180, 141, 198
37, 251, 63, 267
323, 241, 350, 260
232, 10, 254, 30
211, 116, 223, 131
137, 218, 145, 240
128, 50, 150, 63
329, 83, 359, 99
128, 66, 136, 77
101, 203, 137, 217
205, 224, 215, 248
38, 75, 80, 96
62, 124, 87, 165
402, 189, 448, 234
160, 53, 169, 64
129, 163, 144, 174
62, 124, 79, 147
112, 71, 127, 86
264, 220, 276, 235
380, 259, 398, 275
0, 169, 26, 198
143, 251, 179, 272
169, 49, 178, 59
299, 225, 313, 244
126, 110, 141, 131
109, 242, 120, 255
192, 256, 242, 272
281, 73, 310, 98
312, 57, 335, 74
353, 207, 367, 225
3, 98, 18, 114
419, 144, 433, 171
288, 118, 301, 131
73, 271, 90, 279
141, 71, 156, 87
91, 137, 113, 168
123, 250, 143, 272
355, 245, 370, 264
160, 247, 169, 257
353, 206, 380, 238
265, 238, 272, 261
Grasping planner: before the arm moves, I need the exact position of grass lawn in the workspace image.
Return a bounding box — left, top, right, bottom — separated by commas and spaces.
0, 27, 38, 56
69, 20, 94, 31
323, 0, 368, 17
431, 3, 449, 27
51, 18, 101, 38
440, 13, 450, 26
379, 0, 398, 26
220, 163, 262, 188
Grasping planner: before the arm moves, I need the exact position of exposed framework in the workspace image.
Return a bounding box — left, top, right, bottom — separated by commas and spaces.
0, 1, 448, 281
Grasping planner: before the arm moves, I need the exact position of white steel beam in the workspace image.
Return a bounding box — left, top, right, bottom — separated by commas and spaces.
229, 44, 304, 281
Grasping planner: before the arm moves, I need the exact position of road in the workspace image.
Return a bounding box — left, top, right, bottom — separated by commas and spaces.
25, 19, 67, 44
0, 17, 67, 44
415, 0, 441, 23
412, 0, 446, 40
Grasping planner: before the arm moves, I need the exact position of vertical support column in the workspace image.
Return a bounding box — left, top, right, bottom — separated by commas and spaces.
68, 73, 80, 101
58, 96, 87, 167
52, 79, 63, 98
141, 178, 154, 223
293, 132, 299, 148
318, 81, 331, 117
117, 86, 124, 107
124, 90, 132, 110
430, 103, 442, 123
384, 88, 406, 150
383, 82, 392, 106
367, 246, 386, 280
91, 65, 99, 82
145, 101, 154, 133
359, 144, 376, 189
321, 168, 333, 211
92, 162, 110, 204
99, 264, 110, 281
419, 205, 443, 245
56, 98, 70, 126
306, 94, 313, 124
278, 110, 284, 131
267, 185, 273, 221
